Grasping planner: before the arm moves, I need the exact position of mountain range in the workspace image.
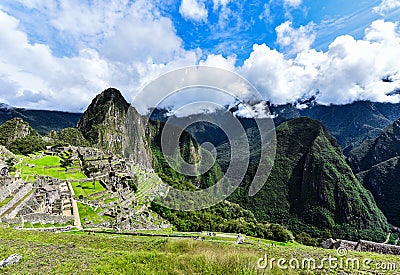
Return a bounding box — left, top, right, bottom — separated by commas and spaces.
2, 88, 400, 243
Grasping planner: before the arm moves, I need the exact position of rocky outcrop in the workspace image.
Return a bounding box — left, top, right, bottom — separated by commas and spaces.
77, 88, 130, 156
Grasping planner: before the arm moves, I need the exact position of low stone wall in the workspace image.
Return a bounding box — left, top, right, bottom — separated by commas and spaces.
18, 226, 74, 232
355, 240, 400, 255
322, 238, 400, 256
332, 240, 358, 250
4, 213, 73, 225
0, 180, 22, 202
0, 183, 32, 217
5, 191, 35, 219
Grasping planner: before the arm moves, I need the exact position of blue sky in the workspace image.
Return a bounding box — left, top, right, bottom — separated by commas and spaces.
0, 0, 400, 112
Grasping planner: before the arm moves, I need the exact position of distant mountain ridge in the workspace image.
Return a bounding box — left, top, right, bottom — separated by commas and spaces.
0, 104, 82, 135
2, 99, 400, 154
150, 101, 400, 154
348, 119, 400, 227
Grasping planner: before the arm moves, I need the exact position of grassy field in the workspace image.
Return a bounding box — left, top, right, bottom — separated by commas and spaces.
71, 181, 106, 198
0, 228, 399, 274
14, 155, 86, 182
77, 202, 112, 225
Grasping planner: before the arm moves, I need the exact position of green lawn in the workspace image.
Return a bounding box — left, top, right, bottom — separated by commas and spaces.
0, 228, 399, 274
77, 202, 111, 225
71, 181, 106, 198
14, 155, 86, 182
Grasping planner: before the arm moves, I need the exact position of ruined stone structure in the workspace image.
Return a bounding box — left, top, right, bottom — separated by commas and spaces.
0, 175, 75, 226
355, 240, 400, 255
322, 238, 400, 255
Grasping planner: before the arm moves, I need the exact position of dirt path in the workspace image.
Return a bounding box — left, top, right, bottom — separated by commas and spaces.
67, 181, 81, 229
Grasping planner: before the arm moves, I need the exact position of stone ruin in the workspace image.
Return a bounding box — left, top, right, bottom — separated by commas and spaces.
0, 175, 74, 226
0, 165, 8, 177
322, 238, 400, 255
0, 254, 22, 269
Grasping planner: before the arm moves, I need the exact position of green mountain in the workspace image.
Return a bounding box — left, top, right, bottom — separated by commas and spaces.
299, 101, 400, 154
0, 104, 81, 135
75, 88, 291, 240
0, 118, 46, 155
227, 117, 389, 241
77, 88, 130, 155
47, 128, 90, 147
348, 119, 400, 227
77, 88, 224, 189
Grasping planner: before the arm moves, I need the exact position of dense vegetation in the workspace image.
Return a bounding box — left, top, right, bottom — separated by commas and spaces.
0, 118, 46, 155
349, 119, 400, 226
151, 200, 292, 242
0, 104, 81, 135
48, 128, 90, 147
226, 117, 389, 242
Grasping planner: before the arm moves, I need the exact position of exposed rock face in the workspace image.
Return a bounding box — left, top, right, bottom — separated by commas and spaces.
123, 106, 154, 168
77, 88, 130, 156
348, 119, 400, 226
355, 240, 400, 255
229, 117, 389, 241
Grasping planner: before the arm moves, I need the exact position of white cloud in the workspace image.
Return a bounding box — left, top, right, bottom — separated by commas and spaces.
199, 54, 236, 71
212, 0, 231, 9
101, 3, 183, 64
284, 0, 302, 8
240, 20, 400, 106
0, 3, 200, 112
0, 9, 111, 111
276, 21, 315, 54
2, 0, 400, 115
179, 0, 208, 22
373, 0, 400, 15
240, 44, 316, 104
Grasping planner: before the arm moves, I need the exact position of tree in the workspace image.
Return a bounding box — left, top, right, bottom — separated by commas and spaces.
296, 232, 317, 246
60, 153, 73, 171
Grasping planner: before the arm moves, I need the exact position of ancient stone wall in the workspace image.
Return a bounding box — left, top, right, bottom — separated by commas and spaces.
0, 183, 32, 216
5, 192, 35, 219
3, 213, 73, 225
355, 240, 400, 255
0, 180, 22, 202
332, 240, 358, 250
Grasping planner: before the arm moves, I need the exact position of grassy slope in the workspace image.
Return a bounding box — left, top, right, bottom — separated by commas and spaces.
0, 228, 399, 274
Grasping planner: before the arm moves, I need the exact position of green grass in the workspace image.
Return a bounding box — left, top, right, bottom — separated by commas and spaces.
0, 195, 13, 207
77, 202, 111, 225
71, 181, 106, 198
0, 228, 400, 274
13, 155, 86, 182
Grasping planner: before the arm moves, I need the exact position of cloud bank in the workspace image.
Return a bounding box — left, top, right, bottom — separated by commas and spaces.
0, 0, 400, 113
